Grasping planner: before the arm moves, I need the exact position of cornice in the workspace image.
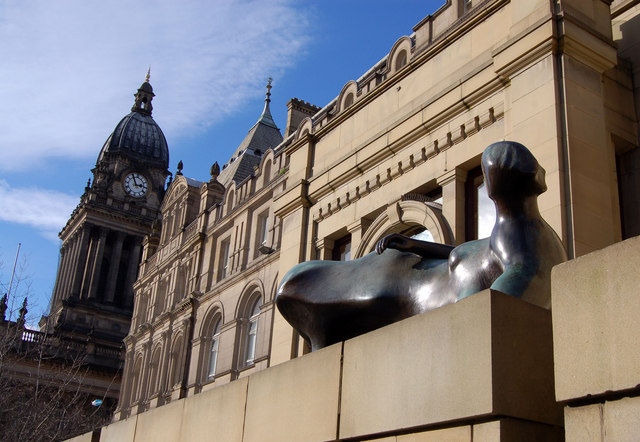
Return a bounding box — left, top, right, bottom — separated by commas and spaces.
273, 180, 311, 218
310, 102, 503, 223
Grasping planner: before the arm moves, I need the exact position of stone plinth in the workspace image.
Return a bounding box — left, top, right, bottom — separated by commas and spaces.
552, 235, 640, 402
339, 290, 561, 439
552, 236, 640, 442
180, 377, 248, 442
243, 343, 342, 442
99, 414, 137, 442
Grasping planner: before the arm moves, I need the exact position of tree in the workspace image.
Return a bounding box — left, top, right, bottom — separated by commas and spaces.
0, 252, 120, 442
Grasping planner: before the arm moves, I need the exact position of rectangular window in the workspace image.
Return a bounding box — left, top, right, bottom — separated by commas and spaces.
207, 320, 221, 379
207, 338, 219, 378
244, 300, 261, 366
245, 318, 258, 364
332, 235, 352, 261
617, 149, 640, 239
256, 213, 269, 247
465, 166, 496, 240
218, 239, 230, 280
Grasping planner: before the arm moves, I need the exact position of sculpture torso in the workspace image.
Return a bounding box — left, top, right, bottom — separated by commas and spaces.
276, 142, 567, 351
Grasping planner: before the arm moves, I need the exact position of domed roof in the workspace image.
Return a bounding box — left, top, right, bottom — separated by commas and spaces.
98, 111, 169, 168
139, 81, 153, 93
97, 78, 168, 169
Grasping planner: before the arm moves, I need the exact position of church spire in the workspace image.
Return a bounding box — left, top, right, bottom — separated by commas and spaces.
257, 77, 277, 129
132, 69, 155, 116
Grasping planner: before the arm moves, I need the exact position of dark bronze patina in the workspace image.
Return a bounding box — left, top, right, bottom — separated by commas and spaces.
276, 141, 567, 351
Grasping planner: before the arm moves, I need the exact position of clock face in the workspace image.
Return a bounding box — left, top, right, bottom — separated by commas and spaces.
123, 172, 148, 197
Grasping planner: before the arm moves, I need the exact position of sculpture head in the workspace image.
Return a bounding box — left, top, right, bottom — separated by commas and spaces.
481, 141, 546, 200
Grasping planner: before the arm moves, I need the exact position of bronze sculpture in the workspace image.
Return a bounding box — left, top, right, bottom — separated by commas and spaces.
276, 141, 567, 351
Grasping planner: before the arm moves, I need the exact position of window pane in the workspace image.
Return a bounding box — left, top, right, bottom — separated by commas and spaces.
340, 242, 351, 261
219, 240, 230, 279
260, 216, 268, 245
208, 320, 221, 378
332, 235, 352, 261
208, 337, 219, 378
246, 319, 257, 364
411, 229, 434, 242
476, 182, 495, 239
245, 299, 260, 365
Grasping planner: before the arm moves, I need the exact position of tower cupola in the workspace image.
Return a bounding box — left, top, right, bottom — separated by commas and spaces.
132, 68, 155, 116
97, 71, 169, 169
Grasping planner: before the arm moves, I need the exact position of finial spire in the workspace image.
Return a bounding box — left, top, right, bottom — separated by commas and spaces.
256, 77, 278, 129
210, 162, 220, 181
265, 77, 273, 103
146, 67, 151, 82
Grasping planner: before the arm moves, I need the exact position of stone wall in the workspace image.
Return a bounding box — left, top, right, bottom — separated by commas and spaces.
81, 290, 563, 441
70, 236, 640, 441
553, 235, 640, 441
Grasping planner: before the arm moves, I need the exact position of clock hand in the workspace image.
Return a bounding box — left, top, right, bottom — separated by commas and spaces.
132, 175, 139, 186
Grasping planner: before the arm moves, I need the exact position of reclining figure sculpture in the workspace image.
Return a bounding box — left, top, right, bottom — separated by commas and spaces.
276, 141, 567, 351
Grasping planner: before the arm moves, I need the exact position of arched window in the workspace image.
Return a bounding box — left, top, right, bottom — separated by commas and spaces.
168, 334, 183, 388
227, 190, 234, 214
243, 297, 261, 366
218, 238, 231, 281
263, 160, 272, 187
129, 354, 144, 405
149, 347, 162, 397
207, 318, 221, 379
395, 49, 407, 71
344, 92, 354, 109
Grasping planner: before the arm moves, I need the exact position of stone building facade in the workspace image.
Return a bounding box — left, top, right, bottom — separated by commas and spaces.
114, 86, 316, 418
99, 0, 640, 438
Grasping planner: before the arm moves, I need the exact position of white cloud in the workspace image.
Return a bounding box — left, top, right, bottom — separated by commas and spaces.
0, 0, 310, 171
0, 179, 77, 241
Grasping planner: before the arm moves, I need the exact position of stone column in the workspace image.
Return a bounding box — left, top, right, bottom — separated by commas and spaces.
80, 231, 96, 299
138, 340, 153, 408
114, 349, 134, 419
437, 168, 467, 245
124, 237, 143, 309
88, 228, 108, 299
177, 317, 192, 399
70, 225, 91, 298
64, 231, 82, 298
59, 239, 76, 300
158, 329, 171, 398
121, 349, 134, 408
51, 245, 68, 307
347, 221, 363, 258
104, 232, 126, 303
316, 237, 335, 260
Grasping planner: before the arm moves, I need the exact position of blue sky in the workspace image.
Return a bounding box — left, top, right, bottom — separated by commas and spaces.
0, 0, 443, 323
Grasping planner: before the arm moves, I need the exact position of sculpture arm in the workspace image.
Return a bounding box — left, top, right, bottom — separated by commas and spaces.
376, 233, 454, 259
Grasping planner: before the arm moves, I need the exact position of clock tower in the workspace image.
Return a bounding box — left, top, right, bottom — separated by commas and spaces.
44, 74, 170, 357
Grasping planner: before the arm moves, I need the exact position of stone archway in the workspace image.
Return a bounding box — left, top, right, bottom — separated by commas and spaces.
354, 199, 454, 259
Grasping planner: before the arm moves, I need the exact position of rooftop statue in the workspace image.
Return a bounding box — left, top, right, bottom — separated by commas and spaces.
276, 141, 567, 351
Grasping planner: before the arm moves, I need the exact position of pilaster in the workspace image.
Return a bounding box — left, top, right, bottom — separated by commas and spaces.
88, 228, 108, 299
437, 168, 468, 245
105, 232, 126, 303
